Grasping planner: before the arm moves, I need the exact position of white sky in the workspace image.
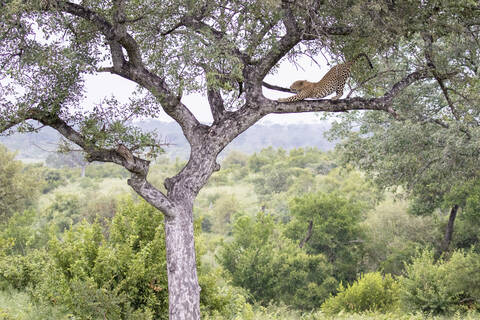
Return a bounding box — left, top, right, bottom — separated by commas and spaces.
83, 57, 329, 125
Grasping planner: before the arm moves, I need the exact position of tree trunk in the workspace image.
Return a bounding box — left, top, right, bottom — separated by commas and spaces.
164, 201, 200, 320
299, 220, 313, 249
439, 204, 459, 254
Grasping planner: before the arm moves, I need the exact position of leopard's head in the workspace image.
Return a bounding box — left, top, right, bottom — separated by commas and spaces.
290, 80, 308, 92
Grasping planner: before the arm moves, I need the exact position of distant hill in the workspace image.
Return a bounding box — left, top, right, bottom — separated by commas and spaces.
1, 119, 335, 161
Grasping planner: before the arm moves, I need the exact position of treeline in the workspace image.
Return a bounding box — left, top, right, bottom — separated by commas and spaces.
0, 120, 334, 161
0, 144, 479, 319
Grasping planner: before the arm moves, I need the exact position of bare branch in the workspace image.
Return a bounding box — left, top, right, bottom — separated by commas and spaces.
266, 69, 431, 120
383, 69, 430, 102
423, 34, 471, 138
161, 21, 184, 36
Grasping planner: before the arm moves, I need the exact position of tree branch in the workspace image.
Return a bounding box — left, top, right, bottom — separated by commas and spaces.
423, 34, 471, 139
299, 220, 313, 249
56, 1, 143, 67
246, 20, 279, 56
115, 65, 202, 144
50, 1, 202, 144
14, 108, 177, 217
209, 70, 431, 158
206, 87, 225, 124
383, 69, 430, 102
423, 33, 460, 121
259, 69, 430, 121
171, 15, 251, 64
255, 28, 300, 81
0, 120, 22, 133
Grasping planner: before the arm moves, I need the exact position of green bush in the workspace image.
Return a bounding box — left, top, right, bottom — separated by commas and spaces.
321, 272, 399, 314
286, 192, 366, 283
46, 193, 82, 232
219, 213, 337, 310
0, 210, 49, 255
0, 250, 49, 291
10, 198, 236, 319
399, 249, 480, 314
0, 145, 42, 220
208, 194, 242, 234
30, 199, 169, 319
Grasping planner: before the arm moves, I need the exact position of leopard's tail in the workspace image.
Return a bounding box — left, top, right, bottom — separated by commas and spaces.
352, 53, 373, 69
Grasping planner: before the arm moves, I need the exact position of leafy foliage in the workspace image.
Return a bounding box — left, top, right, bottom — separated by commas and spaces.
286, 192, 366, 282
0, 145, 41, 221
321, 272, 399, 315
31, 199, 168, 319
399, 249, 480, 314
361, 199, 440, 275
219, 213, 337, 310
2, 145, 480, 318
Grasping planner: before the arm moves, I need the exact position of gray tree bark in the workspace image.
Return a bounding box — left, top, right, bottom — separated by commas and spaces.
164, 204, 200, 319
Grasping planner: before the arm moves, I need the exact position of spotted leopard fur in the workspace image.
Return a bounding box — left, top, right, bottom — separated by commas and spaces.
277, 53, 373, 102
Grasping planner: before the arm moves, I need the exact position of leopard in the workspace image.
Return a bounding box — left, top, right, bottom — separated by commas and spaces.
277, 53, 373, 103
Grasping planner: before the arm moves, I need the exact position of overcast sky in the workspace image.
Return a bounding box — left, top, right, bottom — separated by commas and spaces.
83, 57, 329, 125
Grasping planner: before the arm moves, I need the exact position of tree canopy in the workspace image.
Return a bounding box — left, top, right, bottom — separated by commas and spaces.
2, 0, 480, 318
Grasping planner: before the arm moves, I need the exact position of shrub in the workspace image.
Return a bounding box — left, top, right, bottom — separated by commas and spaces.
321, 272, 399, 314
0, 250, 49, 291
219, 213, 337, 310
0, 210, 49, 255
286, 192, 366, 283
399, 249, 480, 314
31, 199, 169, 319
0, 146, 42, 219
19, 198, 238, 319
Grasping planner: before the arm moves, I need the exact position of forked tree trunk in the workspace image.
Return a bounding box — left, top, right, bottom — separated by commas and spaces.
164, 202, 200, 319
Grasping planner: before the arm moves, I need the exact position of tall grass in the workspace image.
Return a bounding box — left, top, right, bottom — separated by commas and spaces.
0, 289, 71, 320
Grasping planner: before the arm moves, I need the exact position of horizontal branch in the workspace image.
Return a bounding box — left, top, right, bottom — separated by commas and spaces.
260, 69, 430, 120
271, 96, 397, 116
210, 71, 431, 157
